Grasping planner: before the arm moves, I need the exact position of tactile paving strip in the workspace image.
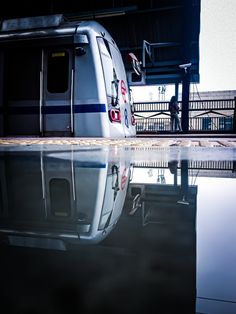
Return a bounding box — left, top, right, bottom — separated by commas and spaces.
0, 137, 236, 147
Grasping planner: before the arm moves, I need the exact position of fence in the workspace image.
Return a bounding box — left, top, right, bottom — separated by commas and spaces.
134, 98, 236, 133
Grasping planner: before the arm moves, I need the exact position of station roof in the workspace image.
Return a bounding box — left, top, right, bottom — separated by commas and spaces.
0, 0, 201, 86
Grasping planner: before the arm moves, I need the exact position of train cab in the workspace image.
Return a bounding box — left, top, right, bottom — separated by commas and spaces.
0, 14, 137, 138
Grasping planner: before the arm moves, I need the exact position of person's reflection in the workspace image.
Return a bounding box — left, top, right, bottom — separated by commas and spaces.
168, 160, 178, 174
168, 160, 178, 186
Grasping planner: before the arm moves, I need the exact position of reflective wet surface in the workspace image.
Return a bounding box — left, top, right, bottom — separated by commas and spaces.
0, 144, 236, 314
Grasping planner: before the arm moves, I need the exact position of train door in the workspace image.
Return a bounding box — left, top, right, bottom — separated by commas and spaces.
3, 47, 41, 135
42, 48, 74, 136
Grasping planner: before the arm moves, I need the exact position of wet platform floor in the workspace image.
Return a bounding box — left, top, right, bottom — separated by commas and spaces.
0, 137, 235, 314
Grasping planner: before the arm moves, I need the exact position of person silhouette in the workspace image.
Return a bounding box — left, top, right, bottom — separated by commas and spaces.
169, 96, 183, 132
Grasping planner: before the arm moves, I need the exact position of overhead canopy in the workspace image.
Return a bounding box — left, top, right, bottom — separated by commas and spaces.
0, 0, 201, 86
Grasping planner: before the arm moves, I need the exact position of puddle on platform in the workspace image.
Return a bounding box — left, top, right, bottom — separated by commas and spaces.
0, 145, 236, 314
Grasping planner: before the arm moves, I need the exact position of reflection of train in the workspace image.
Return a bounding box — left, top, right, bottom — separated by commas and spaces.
0, 148, 131, 249
0, 14, 136, 137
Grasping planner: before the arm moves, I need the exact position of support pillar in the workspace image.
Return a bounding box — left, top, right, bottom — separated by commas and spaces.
175, 83, 179, 100
181, 69, 190, 133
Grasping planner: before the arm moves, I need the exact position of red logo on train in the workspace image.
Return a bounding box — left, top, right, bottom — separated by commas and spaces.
120, 80, 127, 103
121, 168, 127, 190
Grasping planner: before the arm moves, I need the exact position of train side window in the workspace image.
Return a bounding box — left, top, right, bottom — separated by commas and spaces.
108, 43, 125, 82
47, 51, 69, 93
97, 37, 114, 97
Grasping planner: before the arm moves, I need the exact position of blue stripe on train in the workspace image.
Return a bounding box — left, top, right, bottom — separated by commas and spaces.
4, 104, 107, 114
74, 104, 106, 113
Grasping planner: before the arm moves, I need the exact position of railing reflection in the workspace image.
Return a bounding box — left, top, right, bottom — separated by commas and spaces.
124, 160, 197, 226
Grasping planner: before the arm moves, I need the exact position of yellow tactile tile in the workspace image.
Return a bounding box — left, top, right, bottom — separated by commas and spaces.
199, 140, 213, 147
217, 140, 236, 147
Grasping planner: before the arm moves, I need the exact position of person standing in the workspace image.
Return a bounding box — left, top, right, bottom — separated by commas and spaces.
169, 95, 183, 132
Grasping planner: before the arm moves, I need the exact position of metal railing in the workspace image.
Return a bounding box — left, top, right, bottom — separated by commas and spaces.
134, 98, 236, 133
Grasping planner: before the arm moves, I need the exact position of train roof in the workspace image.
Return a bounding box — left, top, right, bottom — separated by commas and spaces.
0, 14, 116, 45
0, 1, 201, 85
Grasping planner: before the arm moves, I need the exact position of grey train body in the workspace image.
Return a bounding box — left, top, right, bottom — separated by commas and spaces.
0, 14, 136, 137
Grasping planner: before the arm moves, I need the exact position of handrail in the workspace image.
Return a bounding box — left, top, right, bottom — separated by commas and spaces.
134, 98, 235, 112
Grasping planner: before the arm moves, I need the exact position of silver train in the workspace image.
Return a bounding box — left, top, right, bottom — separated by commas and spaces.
0, 14, 136, 137
0, 147, 132, 248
